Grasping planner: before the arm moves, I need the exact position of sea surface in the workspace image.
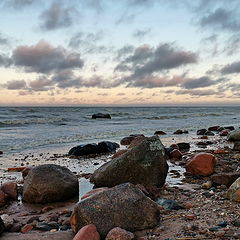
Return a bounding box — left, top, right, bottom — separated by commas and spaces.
0, 106, 239, 154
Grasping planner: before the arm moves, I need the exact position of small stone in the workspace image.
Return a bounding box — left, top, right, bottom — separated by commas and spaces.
183, 202, 193, 209
9, 223, 22, 232
202, 181, 212, 189
41, 206, 54, 213
184, 214, 195, 220
0, 214, 14, 230
21, 224, 33, 233
215, 231, 225, 237
1, 182, 17, 200
154, 130, 167, 135
106, 227, 134, 240
73, 224, 100, 240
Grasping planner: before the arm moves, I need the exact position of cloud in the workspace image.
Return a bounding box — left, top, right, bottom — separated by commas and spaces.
0, 33, 10, 45
39, 2, 78, 31
4, 80, 27, 90
12, 40, 84, 73
116, 45, 134, 60
5, 0, 37, 8
221, 61, 240, 74
176, 89, 219, 97
0, 54, 12, 67
29, 75, 54, 91
116, 43, 197, 78
133, 28, 151, 39
223, 35, 240, 56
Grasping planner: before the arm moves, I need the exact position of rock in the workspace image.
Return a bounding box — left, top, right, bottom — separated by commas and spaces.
73, 224, 100, 240
185, 153, 216, 176
196, 141, 208, 147
174, 129, 188, 134
0, 215, 14, 230
120, 136, 135, 145
0, 151, 3, 155
201, 181, 212, 189
211, 172, 240, 187
154, 130, 166, 135
0, 217, 5, 235
0, 191, 8, 207
220, 130, 229, 136
197, 129, 207, 135
1, 182, 17, 200
128, 136, 146, 148
106, 227, 134, 240
92, 113, 111, 119
226, 177, 240, 202
233, 141, 240, 151
69, 141, 120, 156
169, 144, 179, 150
70, 183, 160, 237
169, 149, 182, 160
112, 149, 128, 159
23, 164, 79, 203
81, 188, 108, 200
156, 198, 183, 210
204, 131, 215, 136
208, 126, 220, 131
177, 142, 190, 151
224, 126, 234, 130
227, 129, 240, 141
21, 224, 33, 233
91, 136, 168, 188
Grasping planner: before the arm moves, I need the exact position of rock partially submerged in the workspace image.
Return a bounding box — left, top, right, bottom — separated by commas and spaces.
227, 129, 240, 141
70, 183, 161, 237
91, 135, 168, 188
69, 141, 120, 156
23, 164, 79, 203
92, 113, 111, 119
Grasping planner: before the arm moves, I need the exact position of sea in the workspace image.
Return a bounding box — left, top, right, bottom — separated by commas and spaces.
0, 106, 240, 154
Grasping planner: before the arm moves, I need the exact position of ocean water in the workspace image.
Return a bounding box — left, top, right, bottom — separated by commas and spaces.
0, 106, 239, 154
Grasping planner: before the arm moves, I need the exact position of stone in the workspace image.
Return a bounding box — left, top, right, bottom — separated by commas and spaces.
92, 113, 111, 119
91, 136, 168, 188
233, 141, 240, 151
154, 130, 166, 135
81, 188, 108, 200
197, 129, 207, 135
106, 227, 134, 240
169, 149, 182, 160
208, 126, 220, 131
174, 129, 188, 134
211, 172, 240, 187
69, 141, 119, 156
201, 181, 212, 189
23, 164, 79, 203
0, 215, 14, 230
226, 177, 240, 202
224, 126, 234, 131
220, 130, 229, 136
70, 183, 160, 237
128, 136, 146, 148
21, 224, 33, 233
120, 136, 135, 145
73, 224, 100, 240
0, 191, 8, 207
177, 142, 190, 151
156, 198, 183, 210
185, 153, 216, 176
0, 217, 5, 236
1, 182, 17, 200
204, 131, 214, 136
0, 151, 3, 155
227, 129, 240, 141
112, 149, 128, 159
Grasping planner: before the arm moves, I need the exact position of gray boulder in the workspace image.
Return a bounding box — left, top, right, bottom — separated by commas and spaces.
23, 164, 79, 204
227, 129, 240, 141
91, 135, 168, 188
70, 183, 160, 237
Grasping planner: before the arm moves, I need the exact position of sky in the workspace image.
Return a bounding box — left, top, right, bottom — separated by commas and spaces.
0, 0, 240, 106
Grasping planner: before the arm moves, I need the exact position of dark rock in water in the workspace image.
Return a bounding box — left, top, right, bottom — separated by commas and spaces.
70, 183, 161, 237
120, 136, 135, 145
156, 198, 184, 210
211, 172, 240, 187
0, 151, 3, 155
224, 126, 234, 131
0, 191, 8, 207
0, 217, 5, 236
208, 126, 220, 131
23, 164, 79, 203
154, 130, 167, 135
177, 142, 190, 151
91, 136, 168, 188
204, 131, 215, 136
227, 129, 240, 141
233, 141, 240, 151
196, 141, 208, 147
1, 182, 17, 200
92, 113, 111, 119
69, 141, 120, 156
197, 129, 208, 135
169, 149, 182, 160
174, 129, 188, 134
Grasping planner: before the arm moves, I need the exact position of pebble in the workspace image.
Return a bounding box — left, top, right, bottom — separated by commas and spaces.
21, 224, 33, 233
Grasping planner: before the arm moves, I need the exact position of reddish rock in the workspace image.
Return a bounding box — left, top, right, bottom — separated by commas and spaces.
220, 130, 229, 136
106, 227, 134, 240
128, 136, 146, 148
1, 182, 17, 200
186, 153, 216, 176
73, 224, 100, 240
169, 144, 179, 150
81, 188, 108, 200
211, 172, 240, 187
213, 149, 228, 154
199, 136, 208, 139
169, 149, 183, 160
21, 224, 33, 233
112, 149, 128, 159
208, 126, 220, 131
154, 130, 166, 135
120, 136, 135, 145
0, 190, 8, 207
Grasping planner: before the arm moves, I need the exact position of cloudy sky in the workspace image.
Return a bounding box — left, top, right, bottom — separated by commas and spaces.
0, 0, 240, 106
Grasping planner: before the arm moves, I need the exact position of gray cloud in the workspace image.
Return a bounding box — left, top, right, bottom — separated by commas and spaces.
4, 80, 27, 90
116, 45, 134, 60
5, 0, 37, 8
0, 54, 12, 67
223, 35, 240, 56
12, 40, 84, 73
39, 2, 78, 31
176, 89, 219, 97
221, 61, 240, 74
133, 28, 151, 39
29, 75, 55, 91
0, 33, 10, 45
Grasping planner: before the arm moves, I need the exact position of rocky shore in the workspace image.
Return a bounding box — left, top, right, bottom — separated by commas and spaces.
0, 125, 240, 240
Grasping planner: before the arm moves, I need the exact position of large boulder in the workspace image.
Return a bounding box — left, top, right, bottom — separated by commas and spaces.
23, 164, 79, 203
185, 153, 216, 176
92, 113, 111, 119
70, 183, 160, 237
227, 129, 240, 141
69, 141, 119, 156
91, 135, 168, 188
226, 177, 240, 202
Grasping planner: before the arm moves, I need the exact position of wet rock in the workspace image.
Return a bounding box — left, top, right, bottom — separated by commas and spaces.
226, 177, 240, 202
154, 130, 167, 135
106, 227, 134, 240
227, 129, 240, 141
23, 164, 79, 203
0, 217, 5, 235
21, 224, 33, 233
169, 149, 182, 160
112, 149, 128, 159
69, 141, 119, 156
0, 215, 14, 230
91, 136, 168, 188
197, 129, 208, 135
120, 136, 135, 145
0, 191, 8, 207
224, 126, 235, 131
128, 136, 146, 148
174, 129, 188, 134
0, 151, 3, 155
73, 224, 100, 240
186, 153, 216, 176
220, 130, 229, 136
156, 198, 184, 210
233, 141, 240, 151
1, 182, 17, 200
35, 222, 57, 231
204, 131, 215, 136
208, 126, 220, 131
211, 172, 240, 187
177, 142, 190, 151
70, 183, 160, 237
92, 113, 111, 119
81, 188, 108, 200
196, 141, 208, 147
